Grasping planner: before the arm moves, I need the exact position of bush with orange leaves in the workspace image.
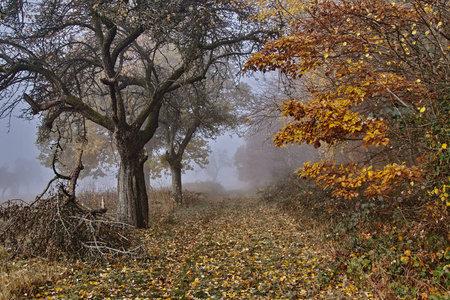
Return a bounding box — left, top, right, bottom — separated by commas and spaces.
245, 0, 449, 211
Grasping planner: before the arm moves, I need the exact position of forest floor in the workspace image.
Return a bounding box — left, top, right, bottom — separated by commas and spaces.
1, 195, 373, 299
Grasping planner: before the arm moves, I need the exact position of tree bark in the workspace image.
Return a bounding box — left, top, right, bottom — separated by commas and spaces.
116, 145, 149, 228
169, 160, 183, 205
143, 163, 151, 190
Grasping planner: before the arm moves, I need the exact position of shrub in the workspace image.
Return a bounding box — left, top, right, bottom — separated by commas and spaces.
260, 174, 450, 298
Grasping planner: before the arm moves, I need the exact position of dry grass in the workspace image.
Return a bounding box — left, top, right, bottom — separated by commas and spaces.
77, 189, 118, 214
77, 187, 207, 221
147, 188, 177, 224
1, 196, 374, 299
0, 247, 66, 300
0, 193, 199, 299
11, 182, 443, 298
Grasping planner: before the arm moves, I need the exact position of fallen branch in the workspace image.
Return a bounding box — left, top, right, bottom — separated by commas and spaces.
0, 191, 142, 260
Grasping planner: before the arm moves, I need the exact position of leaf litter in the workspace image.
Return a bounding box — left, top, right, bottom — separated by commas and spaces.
10, 197, 373, 299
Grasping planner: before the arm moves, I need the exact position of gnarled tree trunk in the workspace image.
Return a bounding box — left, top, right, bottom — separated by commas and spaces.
169, 159, 183, 205
116, 139, 149, 228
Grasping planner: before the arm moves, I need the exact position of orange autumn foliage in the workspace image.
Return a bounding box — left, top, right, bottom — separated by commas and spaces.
245, 0, 449, 199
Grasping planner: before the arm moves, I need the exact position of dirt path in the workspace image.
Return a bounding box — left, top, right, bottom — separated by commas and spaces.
32, 197, 372, 299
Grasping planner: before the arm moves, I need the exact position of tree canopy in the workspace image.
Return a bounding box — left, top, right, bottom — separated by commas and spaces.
0, 0, 270, 227
245, 0, 449, 209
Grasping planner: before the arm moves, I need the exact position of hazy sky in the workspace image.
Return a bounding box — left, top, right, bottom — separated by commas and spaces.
0, 117, 38, 163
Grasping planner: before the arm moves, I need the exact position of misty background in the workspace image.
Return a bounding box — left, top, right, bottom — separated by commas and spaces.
0, 113, 248, 202
0, 115, 53, 201
0, 74, 317, 203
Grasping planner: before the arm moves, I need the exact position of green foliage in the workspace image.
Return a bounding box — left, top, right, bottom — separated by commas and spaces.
418, 88, 450, 213
2, 183, 448, 298
261, 174, 450, 298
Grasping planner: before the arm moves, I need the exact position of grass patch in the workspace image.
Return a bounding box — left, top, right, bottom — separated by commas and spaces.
0, 248, 66, 300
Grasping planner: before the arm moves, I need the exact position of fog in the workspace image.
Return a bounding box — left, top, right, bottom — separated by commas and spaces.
0, 114, 248, 202
0, 115, 316, 204
184, 135, 248, 191
0, 74, 313, 203
0, 117, 54, 202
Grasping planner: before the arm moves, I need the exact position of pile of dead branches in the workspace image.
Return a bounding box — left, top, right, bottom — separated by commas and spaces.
0, 189, 142, 260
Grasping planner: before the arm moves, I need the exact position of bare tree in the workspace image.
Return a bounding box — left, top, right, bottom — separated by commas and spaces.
37, 117, 118, 180
161, 75, 241, 204
0, 0, 270, 227
205, 149, 232, 183
0, 165, 19, 199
